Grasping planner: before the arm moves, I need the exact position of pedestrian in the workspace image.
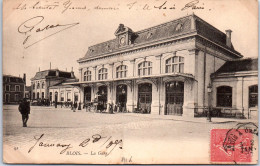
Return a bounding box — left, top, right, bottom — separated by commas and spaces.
61, 102, 63, 108
55, 101, 57, 108
73, 102, 77, 112
78, 102, 81, 110
114, 103, 118, 112
18, 98, 30, 127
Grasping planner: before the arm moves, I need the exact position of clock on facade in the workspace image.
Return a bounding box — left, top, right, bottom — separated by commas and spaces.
120, 36, 126, 45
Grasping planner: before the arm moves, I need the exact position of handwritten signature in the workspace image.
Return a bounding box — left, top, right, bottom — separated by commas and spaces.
181, 0, 204, 11
18, 16, 79, 49
28, 134, 123, 157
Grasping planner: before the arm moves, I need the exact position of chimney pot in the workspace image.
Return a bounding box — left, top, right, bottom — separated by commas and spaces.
225, 29, 232, 48
23, 73, 26, 84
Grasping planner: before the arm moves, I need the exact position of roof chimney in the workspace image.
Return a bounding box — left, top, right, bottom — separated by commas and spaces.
56, 70, 59, 77
225, 29, 232, 48
23, 73, 26, 84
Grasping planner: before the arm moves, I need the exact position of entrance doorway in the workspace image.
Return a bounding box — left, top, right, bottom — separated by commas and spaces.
138, 83, 152, 114
55, 92, 58, 102
84, 87, 91, 103
116, 84, 127, 112
165, 81, 184, 115
97, 86, 108, 111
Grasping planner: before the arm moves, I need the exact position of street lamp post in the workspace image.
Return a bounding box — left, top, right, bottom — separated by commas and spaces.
207, 83, 212, 122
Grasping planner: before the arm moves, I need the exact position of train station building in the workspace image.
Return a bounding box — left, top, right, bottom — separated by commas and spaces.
63, 14, 258, 118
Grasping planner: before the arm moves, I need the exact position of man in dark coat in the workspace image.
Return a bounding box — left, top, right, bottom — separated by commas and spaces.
18, 98, 30, 127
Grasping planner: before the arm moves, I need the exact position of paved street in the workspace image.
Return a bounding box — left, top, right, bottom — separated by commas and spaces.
2, 105, 255, 164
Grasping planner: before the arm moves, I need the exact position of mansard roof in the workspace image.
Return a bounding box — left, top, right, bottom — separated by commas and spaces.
3, 75, 25, 83
79, 14, 241, 62
31, 69, 75, 80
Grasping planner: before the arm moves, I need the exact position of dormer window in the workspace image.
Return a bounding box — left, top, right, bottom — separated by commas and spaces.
90, 49, 94, 53
175, 23, 183, 31
147, 32, 153, 39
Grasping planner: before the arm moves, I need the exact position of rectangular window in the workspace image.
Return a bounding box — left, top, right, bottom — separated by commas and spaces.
67, 92, 71, 101
172, 64, 178, 72
61, 93, 64, 101
42, 92, 44, 99
249, 85, 258, 107
5, 85, 10, 91
217, 86, 232, 107
148, 68, 152, 75
15, 94, 19, 102
138, 69, 141, 76
179, 64, 184, 73
166, 65, 170, 73
15, 85, 20, 91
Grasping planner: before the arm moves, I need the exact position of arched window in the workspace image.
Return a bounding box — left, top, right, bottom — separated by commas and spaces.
138, 61, 152, 76
37, 92, 40, 99
165, 56, 184, 73
37, 83, 40, 89
249, 85, 258, 108
98, 68, 108, 80
32, 83, 35, 89
84, 70, 92, 81
116, 65, 127, 78
42, 82, 45, 89
217, 86, 232, 107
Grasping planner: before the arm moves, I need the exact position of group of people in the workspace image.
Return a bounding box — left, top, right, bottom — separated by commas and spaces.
59, 101, 81, 112
84, 100, 127, 114
18, 98, 127, 127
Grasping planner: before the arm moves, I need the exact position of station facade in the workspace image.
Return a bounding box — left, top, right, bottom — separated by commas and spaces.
64, 14, 257, 118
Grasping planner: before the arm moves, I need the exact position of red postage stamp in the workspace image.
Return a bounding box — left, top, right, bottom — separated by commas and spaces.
211, 128, 255, 163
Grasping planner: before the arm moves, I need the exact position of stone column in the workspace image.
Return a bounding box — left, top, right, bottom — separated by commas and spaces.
150, 78, 160, 115
130, 59, 135, 77
151, 55, 162, 115
236, 77, 244, 115
79, 68, 83, 82
130, 59, 136, 112
183, 49, 199, 117
93, 66, 97, 81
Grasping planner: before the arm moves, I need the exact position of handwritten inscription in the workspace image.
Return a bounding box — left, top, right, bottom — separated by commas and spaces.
14, 0, 208, 13
181, 0, 204, 11
18, 16, 79, 49
28, 134, 123, 157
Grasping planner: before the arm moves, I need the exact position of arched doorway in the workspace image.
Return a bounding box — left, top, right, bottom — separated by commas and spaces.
138, 83, 152, 114
54, 92, 58, 102
84, 87, 91, 103
49, 92, 52, 102
116, 84, 127, 112
97, 85, 108, 111
165, 81, 184, 115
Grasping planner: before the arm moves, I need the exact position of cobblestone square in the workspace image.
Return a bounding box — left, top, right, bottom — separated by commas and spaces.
3, 105, 256, 164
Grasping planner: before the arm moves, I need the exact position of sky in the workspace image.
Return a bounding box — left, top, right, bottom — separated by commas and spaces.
3, 0, 258, 85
